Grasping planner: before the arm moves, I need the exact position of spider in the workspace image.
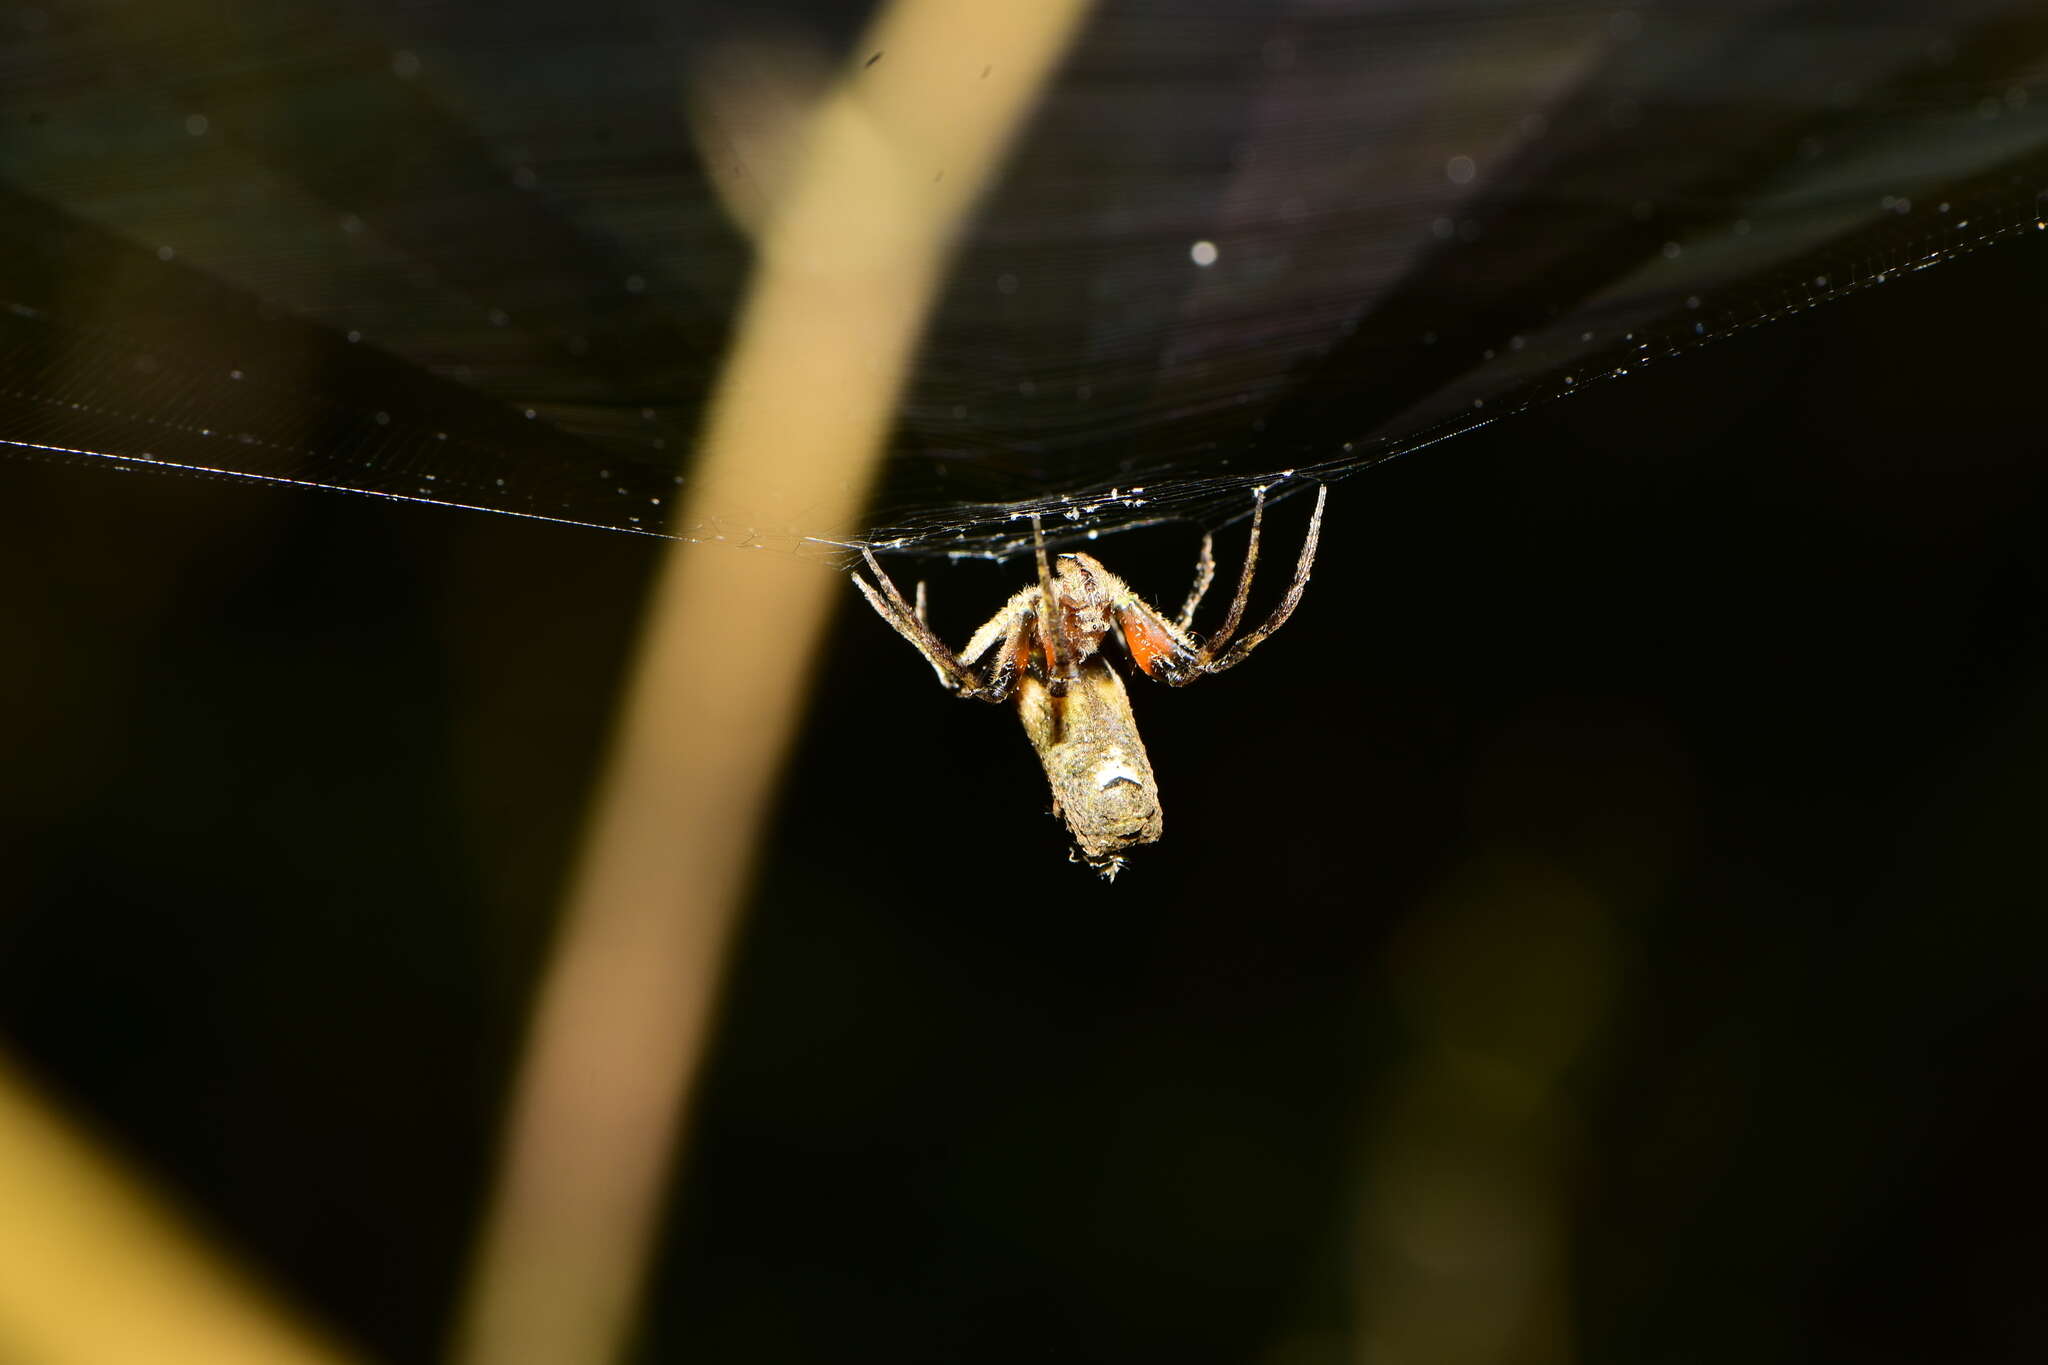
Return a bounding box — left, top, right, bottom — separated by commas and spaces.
852, 484, 1327, 878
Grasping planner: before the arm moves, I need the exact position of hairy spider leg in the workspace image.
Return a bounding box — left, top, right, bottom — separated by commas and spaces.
1202, 483, 1327, 673
1176, 532, 1217, 634
1112, 482, 1328, 685
1202, 486, 1267, 658
1029, 514, 1073, 694
853, 548, 999, 699
977, 614, 1027, 702
1114, 595, 1198, 685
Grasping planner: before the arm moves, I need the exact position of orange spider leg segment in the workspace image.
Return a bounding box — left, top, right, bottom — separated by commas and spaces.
1116, 604, 1196, 684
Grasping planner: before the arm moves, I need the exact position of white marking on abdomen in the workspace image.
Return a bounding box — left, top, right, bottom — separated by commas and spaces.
1093, 757, 1144, 790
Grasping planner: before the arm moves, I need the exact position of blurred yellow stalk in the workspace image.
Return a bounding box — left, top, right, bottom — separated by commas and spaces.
449, 3, 1096, 1364
1350, 853, 1622, 1365
0, 1049, 361, 1365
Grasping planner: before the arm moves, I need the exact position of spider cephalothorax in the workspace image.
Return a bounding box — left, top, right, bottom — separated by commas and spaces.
853, 485, 1326, 877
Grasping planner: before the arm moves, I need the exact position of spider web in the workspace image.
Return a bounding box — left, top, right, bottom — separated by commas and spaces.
2, 0, 2046, 562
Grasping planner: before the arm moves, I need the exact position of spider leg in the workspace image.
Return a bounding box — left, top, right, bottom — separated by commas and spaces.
1200, 484, 1327, 674
1175, 532, 1216, 634
1200, 487, 1266, 657
1031, 514, 1074, 694
852, 548, 994, 699
1114, 593, 1201, 685
984, 615, 1027, 701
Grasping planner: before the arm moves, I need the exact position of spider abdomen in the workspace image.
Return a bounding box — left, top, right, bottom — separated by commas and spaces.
1016, 659, 1163, 873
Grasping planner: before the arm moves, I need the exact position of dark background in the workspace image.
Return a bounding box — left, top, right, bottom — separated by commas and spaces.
4, 1, 2048, 1362
4, 219, 2045, 1364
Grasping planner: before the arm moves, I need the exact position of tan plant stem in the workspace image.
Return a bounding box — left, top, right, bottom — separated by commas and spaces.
0, 1050, 362, 1365
448, 4, 1096, 1363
